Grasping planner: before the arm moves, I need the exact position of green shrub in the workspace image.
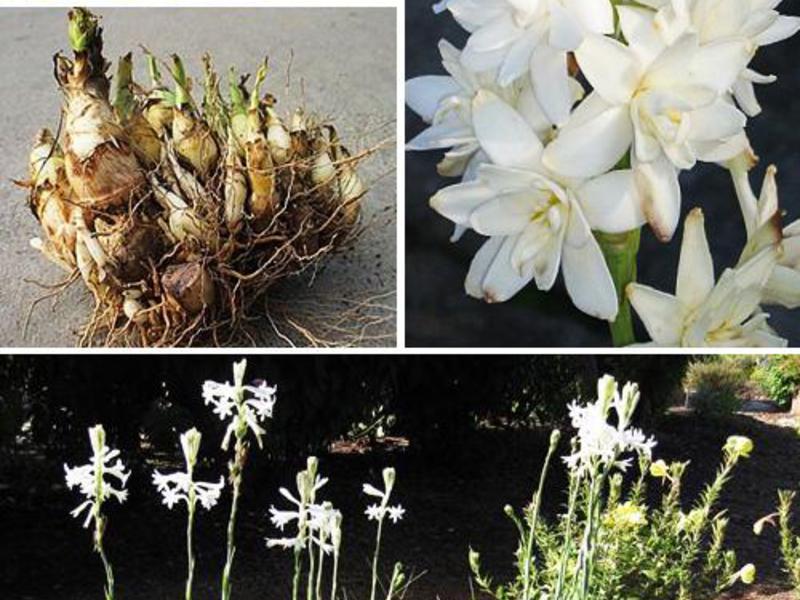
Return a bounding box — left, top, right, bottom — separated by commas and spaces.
684, 360, 745, 417
751, 356, 800, 409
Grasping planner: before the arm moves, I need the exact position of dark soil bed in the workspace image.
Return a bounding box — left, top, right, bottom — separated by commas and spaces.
2, 410, 798, 600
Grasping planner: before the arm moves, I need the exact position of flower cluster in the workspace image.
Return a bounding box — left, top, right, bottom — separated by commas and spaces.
363, 467, 406, 524
64, 424, 130, 528
202, 359, 278, 450
408, 0, 800, 345
563, 375, 656, 475
152, 428, 224, 511
266, 456, 342, 554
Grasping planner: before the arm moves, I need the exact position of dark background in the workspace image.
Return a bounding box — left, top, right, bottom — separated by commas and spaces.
405, 2, 800, 347
2, 355, 798, 600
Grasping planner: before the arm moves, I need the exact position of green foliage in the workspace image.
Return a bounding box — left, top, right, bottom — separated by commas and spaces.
469, 378, 752, 600
775, 490, 800, 596
751, 356, 800, 409
685, 359, 746, 417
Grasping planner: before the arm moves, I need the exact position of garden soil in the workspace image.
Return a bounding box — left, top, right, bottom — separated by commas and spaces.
2, 408, 798, 599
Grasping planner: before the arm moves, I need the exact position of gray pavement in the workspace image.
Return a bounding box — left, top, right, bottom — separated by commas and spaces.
0, 7, 396, 347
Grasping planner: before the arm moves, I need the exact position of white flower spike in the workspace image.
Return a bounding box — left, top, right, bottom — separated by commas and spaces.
64, 424, 130, 528
152, 428, 224, 511
627, 208, 786, 347
363, 467, 405, 524
203, 359, 277, 450
563, 376, 656, 475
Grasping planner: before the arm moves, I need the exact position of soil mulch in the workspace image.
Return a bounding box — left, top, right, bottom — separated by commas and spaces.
1, 409, 798, 600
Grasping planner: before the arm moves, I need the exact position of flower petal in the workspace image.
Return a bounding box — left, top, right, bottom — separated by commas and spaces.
626, 284, 684, 346
430, 180, 495, 226
531, 45, 573, 126
543, 94, 633, 178
634, 153, 682, 242
756, 15, 800, 46
561, 205, 619, 321
472, 90, 543, 169
576, 170, 646, 234
676, 208, 715, 310
465, 235, 535, 303
405, 76, 462, 123
575, 34, 641, 105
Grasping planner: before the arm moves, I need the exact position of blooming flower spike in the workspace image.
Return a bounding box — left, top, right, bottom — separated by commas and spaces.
203, 358, 277, 450
64, 424, 130, 528
627, 208, 786, 347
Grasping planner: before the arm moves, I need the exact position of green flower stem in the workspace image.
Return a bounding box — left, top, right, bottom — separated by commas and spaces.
553, 473, 581, 599
521, 433, 559, 600
370, 513, 386, 600
330, 551, 340, 600
95, 519, 115, 600
186, 483, 197, 600
596, 229, 641, 347
316, 541, 325, 600
292, 548, 303, 600
307, 536, 316, 600
222, 436, 245, 600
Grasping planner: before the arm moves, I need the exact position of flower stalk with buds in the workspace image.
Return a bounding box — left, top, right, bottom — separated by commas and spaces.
152, 428, 224, 600
203, 359, 277, 600
64, 424, 130, 600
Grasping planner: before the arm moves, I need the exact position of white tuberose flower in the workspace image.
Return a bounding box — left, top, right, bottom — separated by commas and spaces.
152, 428, 224, 511
64, 424, 130, 528
434, 0, 613, 125
363, 467, 405, 524
643, 0, 800, 116
203, 359, 277, 450
564, 375, 656, 476
729, 153, 800, 309
431, 90, 645, 319
544, 23, 750, 241
627, 208, 786, 347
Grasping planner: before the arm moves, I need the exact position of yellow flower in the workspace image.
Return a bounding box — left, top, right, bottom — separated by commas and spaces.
724, 436, 754, 460
606, 502, 647, 529
650, 459, 669, 479
739, 563, 756, 584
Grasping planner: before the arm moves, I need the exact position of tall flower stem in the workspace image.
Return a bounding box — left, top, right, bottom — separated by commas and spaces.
370, 514, 386, 600
522, 432, 559, 600
222, 437, 245, 600
330, 550, 340, 600
596, 229, 641, 347
306, 536, 317, 600
186, 483, 197, 600
96, 521, 115, 600
553, 472, 581, 599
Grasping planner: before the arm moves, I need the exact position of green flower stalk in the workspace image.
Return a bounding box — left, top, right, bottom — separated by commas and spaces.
203, 359, 278, 600
364, 467, 406, 600
64, 425, 130, 600
152, 428, 225, 600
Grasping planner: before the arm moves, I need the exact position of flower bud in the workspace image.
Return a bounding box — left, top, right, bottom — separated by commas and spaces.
468, 547, 481, 574
382, 467, 396, 495
233, 359, 248, 391
89, 424, 106, 456
181, 427, 202, 468
503, 504, 514, 518
597, 374, 617, 412
307, 456, 319, 480
332, 511, 343, 553
549, 429, 561, 449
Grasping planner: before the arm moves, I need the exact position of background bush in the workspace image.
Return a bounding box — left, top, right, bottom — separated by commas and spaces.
751, 355, 800, 409
684, 359, 746, 417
